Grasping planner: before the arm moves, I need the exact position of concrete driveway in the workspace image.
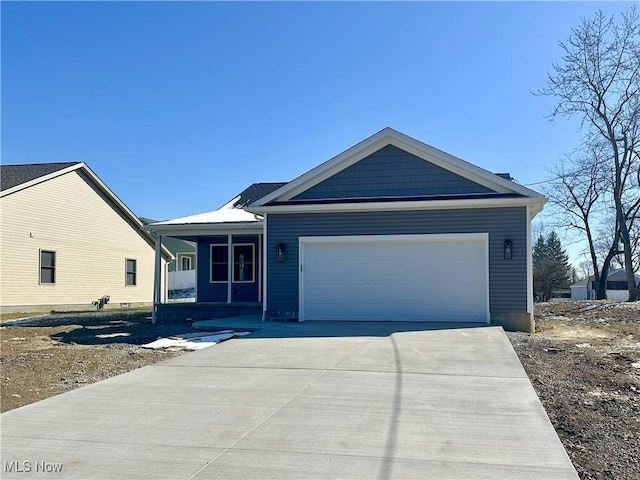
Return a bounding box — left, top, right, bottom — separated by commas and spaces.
1, 320, 578, 479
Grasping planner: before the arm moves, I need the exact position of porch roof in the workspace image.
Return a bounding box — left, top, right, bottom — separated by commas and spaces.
146, 204, 263, 236
146, 182, 286, 237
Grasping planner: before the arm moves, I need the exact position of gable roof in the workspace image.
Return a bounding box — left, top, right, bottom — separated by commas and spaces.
571, 268, 640, 287
1, 162, 81, 192
606, 268, 640, 282
1, 162, 172, 260
249, 128, 546, 215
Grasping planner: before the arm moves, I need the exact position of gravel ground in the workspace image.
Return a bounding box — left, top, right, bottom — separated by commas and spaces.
1, 303, 639, 479
507, 301, 640, 480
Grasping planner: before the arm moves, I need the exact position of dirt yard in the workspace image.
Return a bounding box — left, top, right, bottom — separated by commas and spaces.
1, 303, 639, 479
0, 310, 196, 412
508, 301, 640, 480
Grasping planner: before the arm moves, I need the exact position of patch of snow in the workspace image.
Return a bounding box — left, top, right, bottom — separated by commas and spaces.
95, 333, 131, 339
168, 288, 195, 300
151, 199, 260, 226
141, 330, 250, 351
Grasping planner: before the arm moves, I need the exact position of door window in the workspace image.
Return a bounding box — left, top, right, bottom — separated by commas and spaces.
233, 244, 254, 283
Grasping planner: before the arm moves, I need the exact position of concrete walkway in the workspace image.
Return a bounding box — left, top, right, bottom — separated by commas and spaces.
1, 320, 578, 479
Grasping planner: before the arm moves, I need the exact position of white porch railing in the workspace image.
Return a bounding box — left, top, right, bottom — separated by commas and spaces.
168, 270, 196, 291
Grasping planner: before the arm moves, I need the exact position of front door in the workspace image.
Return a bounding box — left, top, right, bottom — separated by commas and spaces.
232, 243, 258, 302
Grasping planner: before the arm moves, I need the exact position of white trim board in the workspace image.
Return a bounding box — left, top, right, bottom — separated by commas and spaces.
2, 162, 172, 261
251, 196, 545, 216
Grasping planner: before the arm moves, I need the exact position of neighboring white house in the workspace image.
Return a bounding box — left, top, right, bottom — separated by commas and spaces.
0, 162, 172, 313
570, 268, 640, 301
570, 278, 590, 301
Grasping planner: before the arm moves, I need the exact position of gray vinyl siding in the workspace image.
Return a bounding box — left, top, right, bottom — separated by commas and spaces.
266, 208, 528, 317
293, 145, 494, 200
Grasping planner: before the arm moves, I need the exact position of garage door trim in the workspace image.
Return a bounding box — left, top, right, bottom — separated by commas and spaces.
298, 233, 490, 323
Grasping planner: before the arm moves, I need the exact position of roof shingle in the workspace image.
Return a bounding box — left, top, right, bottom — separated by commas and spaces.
230, 182, 288, 208
1, 162, 80, 191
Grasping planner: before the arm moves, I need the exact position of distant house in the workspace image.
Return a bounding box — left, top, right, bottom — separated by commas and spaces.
140, 217, 196, 293
147, 128, 547, 332
571, 268, 640, 301
140, 218, 196, 273
0, 162, 172, 313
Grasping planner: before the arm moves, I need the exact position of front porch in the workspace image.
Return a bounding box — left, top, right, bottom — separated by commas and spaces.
151, 231, 264, 323
146, 182, 288, 324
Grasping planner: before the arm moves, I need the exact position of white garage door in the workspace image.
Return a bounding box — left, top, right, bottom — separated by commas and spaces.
299, 234, 489, 322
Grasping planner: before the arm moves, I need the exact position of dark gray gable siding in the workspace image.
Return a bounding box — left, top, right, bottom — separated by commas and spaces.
266, 207, 527, 317
0, 162, 80, 191
292, 145, 495, 200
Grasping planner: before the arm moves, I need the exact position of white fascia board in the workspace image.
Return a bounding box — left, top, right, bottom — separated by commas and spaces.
1, 162, 173, 260
146, 222, 264, 237
383, 134, 546, 198
251, 129, 396, 206
79, 164, 173, 260
249, 196, 546, 215
249, 127, 545, 207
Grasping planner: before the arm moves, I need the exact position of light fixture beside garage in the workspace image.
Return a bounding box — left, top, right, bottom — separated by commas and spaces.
504, 239, 513, 260
276, 243, 286, 262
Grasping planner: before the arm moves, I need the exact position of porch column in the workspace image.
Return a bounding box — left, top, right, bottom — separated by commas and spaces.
258, 234, 262, 303
262, 214, 268, 320
227, 234, 232, 304
152, 234, 162, 324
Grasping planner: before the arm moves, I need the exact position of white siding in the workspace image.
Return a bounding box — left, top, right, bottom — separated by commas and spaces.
570, 286, 588, 301
1, 170, 162, 309
607, 290, 630, 302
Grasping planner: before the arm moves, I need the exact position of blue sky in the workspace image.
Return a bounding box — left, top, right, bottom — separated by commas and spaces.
2, 1, 633, 262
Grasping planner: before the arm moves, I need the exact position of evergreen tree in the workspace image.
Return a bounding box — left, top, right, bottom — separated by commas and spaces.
533, 231, 571, 302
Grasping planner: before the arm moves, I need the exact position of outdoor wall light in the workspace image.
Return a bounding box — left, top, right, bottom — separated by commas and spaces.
504, 239, 513, 260
276, 243, 286, 262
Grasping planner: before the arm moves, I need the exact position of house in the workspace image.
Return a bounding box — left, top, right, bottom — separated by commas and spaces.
140, 218, 196, 273
147, 128, 546, 332
571, 268, 640, 301
570, 278, 589, 300
140, 218, 196, 294
0, 162, 172, 313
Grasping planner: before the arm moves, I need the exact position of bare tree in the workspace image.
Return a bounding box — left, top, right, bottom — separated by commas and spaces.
544, 144, 613, 298
538, 7, 640, 301
577, 259, 593, 280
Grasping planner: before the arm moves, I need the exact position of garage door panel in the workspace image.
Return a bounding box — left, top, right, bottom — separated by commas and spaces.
301, 235, 489, 323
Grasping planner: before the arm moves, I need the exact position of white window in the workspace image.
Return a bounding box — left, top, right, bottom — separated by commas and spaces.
180, 256, 192, 271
